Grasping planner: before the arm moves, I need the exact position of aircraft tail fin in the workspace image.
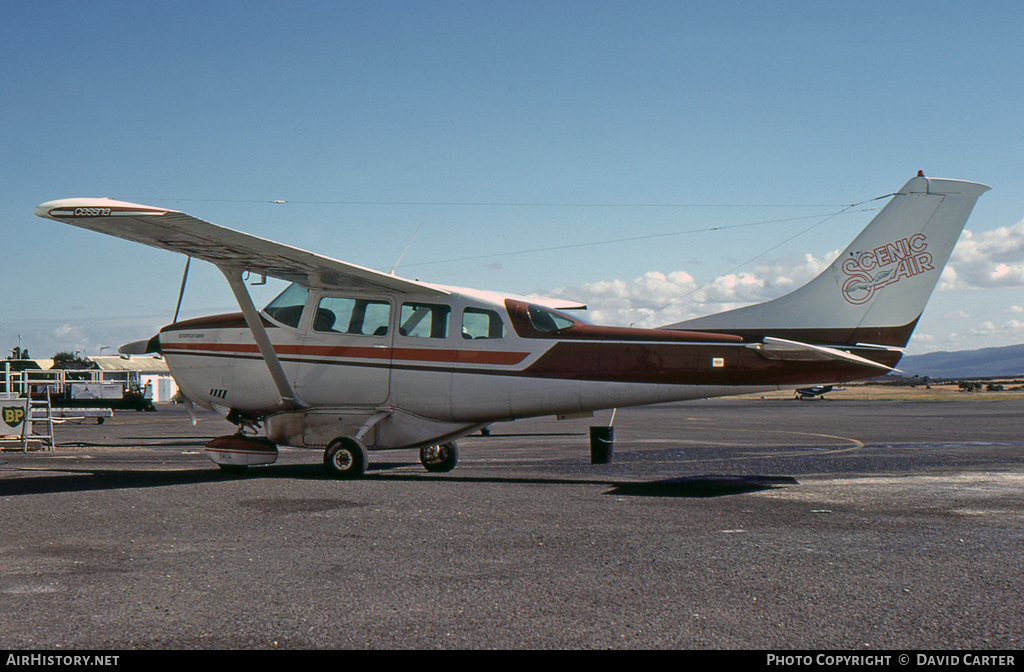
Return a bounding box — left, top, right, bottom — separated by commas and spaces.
662, 174, 990, 347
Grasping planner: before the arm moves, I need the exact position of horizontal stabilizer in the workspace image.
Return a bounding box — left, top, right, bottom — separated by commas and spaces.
749, 337, 899, 372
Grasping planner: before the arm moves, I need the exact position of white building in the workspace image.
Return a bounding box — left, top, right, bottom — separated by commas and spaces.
87, 355, 179, 402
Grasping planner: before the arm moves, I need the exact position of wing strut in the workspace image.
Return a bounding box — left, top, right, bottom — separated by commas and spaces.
222, 267, 308, 410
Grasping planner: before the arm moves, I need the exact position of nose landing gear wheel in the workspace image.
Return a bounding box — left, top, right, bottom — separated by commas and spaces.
324, 437, 368, 479
419, 441, 459, 473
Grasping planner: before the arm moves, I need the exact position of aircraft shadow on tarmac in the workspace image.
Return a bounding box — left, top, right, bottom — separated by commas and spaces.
0, 461, 798, 499
359, 468, 798, 498
603, 475, 798, 498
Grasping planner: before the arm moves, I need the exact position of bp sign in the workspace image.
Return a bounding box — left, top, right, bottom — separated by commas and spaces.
1, 399, 28, 436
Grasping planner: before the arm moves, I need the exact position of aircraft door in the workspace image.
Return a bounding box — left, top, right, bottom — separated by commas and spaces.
389, 301, 455, 420
294, 294, 394, 406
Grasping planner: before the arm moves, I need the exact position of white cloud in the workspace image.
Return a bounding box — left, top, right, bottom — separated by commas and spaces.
940, 219, 1024, 290
546, 251, 838, 328
3, 315, 168, 360
969, 318, 1024, 341
53, 324, 85, 342
915, 317, 1024, 352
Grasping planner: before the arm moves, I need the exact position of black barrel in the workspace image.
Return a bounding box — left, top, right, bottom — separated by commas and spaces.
589, 426, 614, 464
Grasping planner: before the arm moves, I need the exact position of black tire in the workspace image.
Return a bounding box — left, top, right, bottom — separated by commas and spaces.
419, 441, 459, 473
324, 437, 368, 479
217, 463, 248, 475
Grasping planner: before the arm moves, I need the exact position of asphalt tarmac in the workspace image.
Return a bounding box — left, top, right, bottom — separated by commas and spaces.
0, 397, 1021, 650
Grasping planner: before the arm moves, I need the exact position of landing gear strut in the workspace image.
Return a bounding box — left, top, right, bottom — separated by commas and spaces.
324, 437, 368, 479
419, 441, 459, 473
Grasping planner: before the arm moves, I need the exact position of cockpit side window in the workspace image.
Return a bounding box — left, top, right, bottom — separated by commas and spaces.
314, 297, 391, 335
527, 305, 575, 333
400, 303, 450, 338
462, 307, 506, 339
262, 283, 309, 328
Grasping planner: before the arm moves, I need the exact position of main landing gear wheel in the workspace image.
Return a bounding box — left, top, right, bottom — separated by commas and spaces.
324, 437, 368, 479
419, 441, 459, 473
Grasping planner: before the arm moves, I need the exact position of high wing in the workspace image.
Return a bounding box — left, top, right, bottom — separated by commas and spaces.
34, 198, 447, 296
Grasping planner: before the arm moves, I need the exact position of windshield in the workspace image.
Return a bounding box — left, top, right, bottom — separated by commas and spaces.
527, 304, 577, 333
262, 283, 308, 328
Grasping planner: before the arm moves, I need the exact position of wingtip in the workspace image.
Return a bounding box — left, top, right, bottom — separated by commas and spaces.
33, 199, 70, 219
34, 197, 173, 221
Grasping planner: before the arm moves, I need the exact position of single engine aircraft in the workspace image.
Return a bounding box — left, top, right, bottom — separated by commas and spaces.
35, 174, 989, 477
794, 385, 834, 400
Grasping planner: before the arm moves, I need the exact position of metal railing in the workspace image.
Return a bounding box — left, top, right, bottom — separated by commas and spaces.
1, 363, 133, 398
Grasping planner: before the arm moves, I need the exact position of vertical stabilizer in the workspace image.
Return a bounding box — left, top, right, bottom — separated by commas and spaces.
663, 175, 990, 347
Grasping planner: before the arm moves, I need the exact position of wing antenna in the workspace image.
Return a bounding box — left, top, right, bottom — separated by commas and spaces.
390, 221, 424, 274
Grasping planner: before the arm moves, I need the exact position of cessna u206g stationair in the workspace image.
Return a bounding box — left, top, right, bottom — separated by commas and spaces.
35, 174, 989, 477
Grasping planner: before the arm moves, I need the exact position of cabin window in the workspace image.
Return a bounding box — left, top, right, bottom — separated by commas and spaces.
314, 297, 391, 336
262, 283, 308, 328
527, 305, 575, 333
462, 307, 506, 339
399, 303, 450, 338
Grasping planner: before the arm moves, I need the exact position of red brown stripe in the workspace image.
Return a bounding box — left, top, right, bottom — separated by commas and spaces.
161, 342, 529, 366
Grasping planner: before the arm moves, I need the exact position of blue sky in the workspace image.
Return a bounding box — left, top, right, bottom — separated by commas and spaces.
3, 0, 1023, 358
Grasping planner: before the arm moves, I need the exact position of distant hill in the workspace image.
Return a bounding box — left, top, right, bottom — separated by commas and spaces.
897, 343, 1024, 379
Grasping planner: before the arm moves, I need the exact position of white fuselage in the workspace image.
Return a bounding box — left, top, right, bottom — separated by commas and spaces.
158, 287, 894, 451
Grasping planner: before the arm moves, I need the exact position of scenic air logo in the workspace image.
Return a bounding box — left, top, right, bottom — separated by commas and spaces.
841, 233, 933, 305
